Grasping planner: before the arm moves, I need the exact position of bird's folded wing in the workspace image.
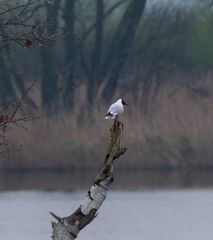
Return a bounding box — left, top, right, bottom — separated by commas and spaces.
107, 103, 115, 113
105, 111, 113, 117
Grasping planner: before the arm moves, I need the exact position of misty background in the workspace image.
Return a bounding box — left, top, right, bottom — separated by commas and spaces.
1, 1, 213, 240
0, 0, 213, 170
1, 0, 213, 171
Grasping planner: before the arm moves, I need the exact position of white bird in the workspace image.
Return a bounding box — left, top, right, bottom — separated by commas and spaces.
105, 98, 128, 119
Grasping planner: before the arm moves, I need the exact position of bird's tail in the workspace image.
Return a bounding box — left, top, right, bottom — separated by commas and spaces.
105, 112, 114, 119
105, 116, 113, 119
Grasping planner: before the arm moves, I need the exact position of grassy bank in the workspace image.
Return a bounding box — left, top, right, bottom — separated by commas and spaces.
2, 75, 213, 171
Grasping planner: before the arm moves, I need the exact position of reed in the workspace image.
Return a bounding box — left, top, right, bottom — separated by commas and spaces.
3, 74, 213, 171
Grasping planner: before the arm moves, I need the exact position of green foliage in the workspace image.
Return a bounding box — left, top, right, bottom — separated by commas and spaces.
187, 7, 213, 72
129, 3, 213, 75
2, 1, 213, 112
132, 6, 190, 70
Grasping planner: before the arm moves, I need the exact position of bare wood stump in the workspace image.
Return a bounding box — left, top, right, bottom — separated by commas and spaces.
51, 119, 127, 240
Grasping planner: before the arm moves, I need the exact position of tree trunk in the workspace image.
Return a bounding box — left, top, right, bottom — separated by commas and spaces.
40, 1, 61, 115
0, 30, 15, 104
0, 57, 15, 106
87, 0, 104, 105
101, 0, 147, 101
81, 0, 147, 104
63, 0, 76, 110
80, 1, 126, 106
51, 119, 127, 239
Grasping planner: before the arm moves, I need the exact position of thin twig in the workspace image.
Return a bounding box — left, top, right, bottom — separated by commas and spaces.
11, 76, 37, 119
0, 2, 34, 17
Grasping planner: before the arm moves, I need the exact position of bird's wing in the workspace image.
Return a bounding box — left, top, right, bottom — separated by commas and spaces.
107, 103, 116, 114
108, 102, 123, 115
105, 112, 114, 119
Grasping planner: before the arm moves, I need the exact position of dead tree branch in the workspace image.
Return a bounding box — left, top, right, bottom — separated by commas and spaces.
0, 78, 39, 158
50, 119, 127, 240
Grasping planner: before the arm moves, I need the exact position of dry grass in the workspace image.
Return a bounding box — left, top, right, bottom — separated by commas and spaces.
2, 74, 213, 171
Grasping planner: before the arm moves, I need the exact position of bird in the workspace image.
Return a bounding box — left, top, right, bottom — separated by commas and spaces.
105, 98, 128, 119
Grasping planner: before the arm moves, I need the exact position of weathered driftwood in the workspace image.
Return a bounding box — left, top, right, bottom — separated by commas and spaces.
50, 119, 127, 240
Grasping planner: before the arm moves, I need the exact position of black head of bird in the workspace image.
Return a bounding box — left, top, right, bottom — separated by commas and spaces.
121, 99, 128, 106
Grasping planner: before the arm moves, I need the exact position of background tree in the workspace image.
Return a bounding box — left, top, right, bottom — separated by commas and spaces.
1, 0, 213, 115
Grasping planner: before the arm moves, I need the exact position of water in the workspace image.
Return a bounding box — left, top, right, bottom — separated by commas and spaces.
1, 171, 213, 240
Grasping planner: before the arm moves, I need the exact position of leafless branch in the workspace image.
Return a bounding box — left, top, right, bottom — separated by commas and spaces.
11, 77, 37, 119
0, 75, 40, 159
83, 0, 126, 40
0, 2, 34, 17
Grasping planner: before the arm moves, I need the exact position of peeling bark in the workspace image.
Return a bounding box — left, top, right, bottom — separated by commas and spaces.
51, 119, 127, 239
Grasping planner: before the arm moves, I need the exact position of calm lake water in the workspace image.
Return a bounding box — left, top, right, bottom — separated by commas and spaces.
1, 170, 213, 240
